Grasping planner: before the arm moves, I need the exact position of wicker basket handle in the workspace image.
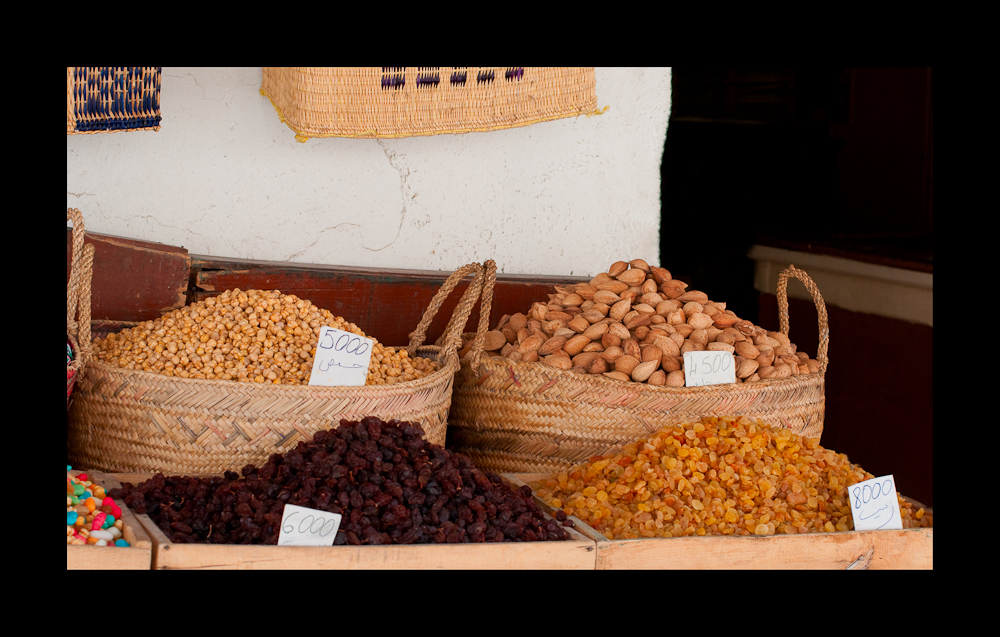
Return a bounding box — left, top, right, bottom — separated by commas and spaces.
433, 264, 486, 356
67, 208, 95, 370
467, 259, 498, 370
406, 262, 484, 359
776, 264, 829, 374
67, 208, 85, 327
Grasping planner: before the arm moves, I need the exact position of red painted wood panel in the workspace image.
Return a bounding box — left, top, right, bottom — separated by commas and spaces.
69, 224, 590, 343
191, 257, 589, 349
758, 294, 933, 507
67, 229, 190, 322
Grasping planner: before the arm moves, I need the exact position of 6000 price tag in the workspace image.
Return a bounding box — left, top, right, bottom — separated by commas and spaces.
307, 326, 374, 387
683, 351, 736, 387
277, 504, 342, 546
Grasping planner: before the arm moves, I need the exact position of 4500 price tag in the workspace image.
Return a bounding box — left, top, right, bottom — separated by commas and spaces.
683, 351, 736, 387
277, 504, 343, 546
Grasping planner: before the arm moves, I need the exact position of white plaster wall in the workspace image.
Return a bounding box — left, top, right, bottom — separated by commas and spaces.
67, 67, 671, 278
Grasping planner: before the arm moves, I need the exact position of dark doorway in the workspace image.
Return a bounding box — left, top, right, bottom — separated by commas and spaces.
658, 67, 934, 506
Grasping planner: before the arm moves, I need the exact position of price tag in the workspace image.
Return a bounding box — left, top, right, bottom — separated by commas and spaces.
308, 326, 374, 386
277, 504, 343, 546
683, 351, 736, 387
849, 474, 903, 531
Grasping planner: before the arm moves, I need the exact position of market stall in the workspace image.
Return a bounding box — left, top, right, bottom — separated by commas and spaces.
67, 67, 932, 570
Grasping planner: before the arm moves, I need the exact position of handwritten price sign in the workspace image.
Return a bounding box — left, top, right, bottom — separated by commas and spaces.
849, 474, 903, 531
683, 351, 736, 387
277, 504, 343, 546
308, 326, 374, 387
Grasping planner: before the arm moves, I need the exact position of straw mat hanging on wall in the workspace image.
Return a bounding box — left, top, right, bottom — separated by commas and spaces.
261, 67, 604, 141
67, 67, 162, 134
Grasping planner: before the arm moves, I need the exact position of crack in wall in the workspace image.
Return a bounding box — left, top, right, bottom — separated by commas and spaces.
286, 222, 362, 261
281, 141, 413, 258
66, 195, 208, 249
102, 208, 208, 244
137, 215, 207, 240
369, 139, 408, 252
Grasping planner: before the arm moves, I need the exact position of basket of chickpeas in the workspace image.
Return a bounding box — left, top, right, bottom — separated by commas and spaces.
447, 259, 830, 475
66, 262, 487, 474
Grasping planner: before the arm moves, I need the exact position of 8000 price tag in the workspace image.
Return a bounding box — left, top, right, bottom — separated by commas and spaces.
849, 474, 903, 531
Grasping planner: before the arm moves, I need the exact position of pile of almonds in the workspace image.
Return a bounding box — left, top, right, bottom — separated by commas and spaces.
460, 259, 821, 386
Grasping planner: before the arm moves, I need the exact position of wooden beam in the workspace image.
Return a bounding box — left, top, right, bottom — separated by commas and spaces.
190, 255, 589, 348
67, 229, 190, 322
69, 229, 591, 345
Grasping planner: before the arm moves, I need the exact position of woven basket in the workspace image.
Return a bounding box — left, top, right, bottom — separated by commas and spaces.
260, 67, 604, 141
447, 261, 830, 474
67, 208, 95, 409
66, 262, 487, 474
67, 67, 162, 134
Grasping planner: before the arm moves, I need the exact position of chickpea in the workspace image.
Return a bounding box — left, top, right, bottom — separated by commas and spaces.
91, 289, 438, 385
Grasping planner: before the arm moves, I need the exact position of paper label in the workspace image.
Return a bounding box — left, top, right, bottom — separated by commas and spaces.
849, 474, 903, 531
277, 504, 343, 546
683, 350, 736, 387
307, 326, 374, 387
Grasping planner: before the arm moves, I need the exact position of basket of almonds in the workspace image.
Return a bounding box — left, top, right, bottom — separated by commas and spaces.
66, 262, 487, 474
447, 259, 829, 475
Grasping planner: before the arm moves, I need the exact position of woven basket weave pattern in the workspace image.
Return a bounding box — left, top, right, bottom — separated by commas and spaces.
447, 261, 829, 475
67, 67, 162, 134
449, 360, 825, 474
67, 263, 486, 474
260, 67, 599, 140
67, 347, 457, 474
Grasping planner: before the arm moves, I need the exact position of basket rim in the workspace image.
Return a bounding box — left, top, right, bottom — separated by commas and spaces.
459, 353, 823, 397
82, 344, 459, 397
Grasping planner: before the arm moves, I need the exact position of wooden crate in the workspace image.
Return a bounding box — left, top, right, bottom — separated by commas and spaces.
67, 470, 153, 570
506, 474, 933, 570
113, 473, 596, 570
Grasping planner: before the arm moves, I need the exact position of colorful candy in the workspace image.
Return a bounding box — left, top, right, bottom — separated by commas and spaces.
67, 467, 130, 548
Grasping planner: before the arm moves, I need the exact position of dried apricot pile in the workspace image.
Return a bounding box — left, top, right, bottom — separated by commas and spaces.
531, 416, 932, 539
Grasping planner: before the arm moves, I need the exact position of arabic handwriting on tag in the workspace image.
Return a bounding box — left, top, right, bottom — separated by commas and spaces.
308, 326, 374, 387
859, 502, 895, 528
318, 358, 362, 371
849, 474, 903, 532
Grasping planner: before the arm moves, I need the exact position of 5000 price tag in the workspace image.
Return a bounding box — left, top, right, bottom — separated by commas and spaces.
308, 326, 374, 387
277, 504, 343, 546
683, 351, 736, 387
849, 474, 903, 531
